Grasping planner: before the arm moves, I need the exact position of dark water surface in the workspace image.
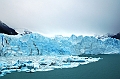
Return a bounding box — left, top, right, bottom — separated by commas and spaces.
1, 54, 120, 79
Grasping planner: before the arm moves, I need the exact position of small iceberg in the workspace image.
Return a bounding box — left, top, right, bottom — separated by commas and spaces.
0, 55, 102, 77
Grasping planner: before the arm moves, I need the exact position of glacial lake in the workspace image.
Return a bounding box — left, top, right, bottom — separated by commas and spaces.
1, 54, 120, 79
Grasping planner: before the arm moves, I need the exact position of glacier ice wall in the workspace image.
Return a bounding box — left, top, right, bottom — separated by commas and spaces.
0, 33, 120, 56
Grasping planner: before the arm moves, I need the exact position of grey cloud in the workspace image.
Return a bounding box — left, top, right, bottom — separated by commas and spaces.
0, 0, 120, 36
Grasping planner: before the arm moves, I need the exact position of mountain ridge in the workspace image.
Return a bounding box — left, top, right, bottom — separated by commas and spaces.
0, 21, 18, 35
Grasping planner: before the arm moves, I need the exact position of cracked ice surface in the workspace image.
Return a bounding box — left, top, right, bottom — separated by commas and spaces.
0, 33, 120, 57
0, 56, 102, 76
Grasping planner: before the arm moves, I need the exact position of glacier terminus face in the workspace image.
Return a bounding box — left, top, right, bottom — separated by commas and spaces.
0, 33, 120, 56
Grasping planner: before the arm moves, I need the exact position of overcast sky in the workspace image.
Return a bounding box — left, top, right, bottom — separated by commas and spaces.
0, 0, 120, 37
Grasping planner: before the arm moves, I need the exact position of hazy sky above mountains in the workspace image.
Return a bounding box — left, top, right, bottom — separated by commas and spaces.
0, 0, 120, 37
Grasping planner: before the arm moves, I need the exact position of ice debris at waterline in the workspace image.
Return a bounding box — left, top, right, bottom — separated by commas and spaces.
0, 33, 120, 56
0, 55, 102, 76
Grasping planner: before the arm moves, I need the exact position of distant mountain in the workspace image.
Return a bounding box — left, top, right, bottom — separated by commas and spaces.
107, 32, 120, 40
0, 21, 18, 35
95, 33, 120, 40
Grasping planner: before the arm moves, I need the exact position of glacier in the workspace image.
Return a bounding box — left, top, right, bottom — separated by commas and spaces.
0, 33, 120, 76
0, 33, 120, 56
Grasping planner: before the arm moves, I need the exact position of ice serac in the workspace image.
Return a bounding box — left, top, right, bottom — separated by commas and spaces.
0, 33, 120, 56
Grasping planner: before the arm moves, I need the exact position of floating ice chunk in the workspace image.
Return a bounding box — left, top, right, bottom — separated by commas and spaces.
0, 55, 102, 77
